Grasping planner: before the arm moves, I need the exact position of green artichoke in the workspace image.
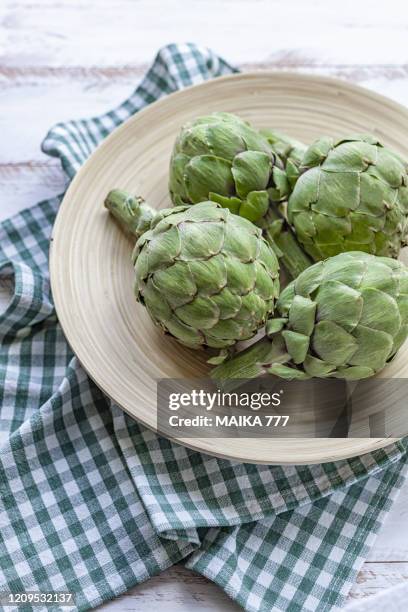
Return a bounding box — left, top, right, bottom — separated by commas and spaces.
169, 112, 289, 223
105, 190, 280, 350
288, 135, 408, 260
212, 252, 408, 381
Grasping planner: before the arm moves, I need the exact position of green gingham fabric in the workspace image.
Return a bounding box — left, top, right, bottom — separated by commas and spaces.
0, 43, 407, 612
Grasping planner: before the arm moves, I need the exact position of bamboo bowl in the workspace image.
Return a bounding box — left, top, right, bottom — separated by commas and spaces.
50, 72, 408, 464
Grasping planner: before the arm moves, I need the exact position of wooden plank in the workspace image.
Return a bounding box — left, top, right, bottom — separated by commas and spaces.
0, 164, 66, 221
3, 64, 408, 83
348, 562, 408, 602
0, 78, 134, 164
2, 0, 408, 68
97, 565, 240, 611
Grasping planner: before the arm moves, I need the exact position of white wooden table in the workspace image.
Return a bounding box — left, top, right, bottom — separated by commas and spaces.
1, 1, 408, 609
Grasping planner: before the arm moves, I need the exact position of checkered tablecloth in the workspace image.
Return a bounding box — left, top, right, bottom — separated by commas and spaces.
0, 43, 407, 612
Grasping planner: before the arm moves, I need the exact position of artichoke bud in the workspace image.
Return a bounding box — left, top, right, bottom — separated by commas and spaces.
288, 135, 408, 260
212, 252, 408, 381
169, 112, 288, 223
105, 192, 280, 350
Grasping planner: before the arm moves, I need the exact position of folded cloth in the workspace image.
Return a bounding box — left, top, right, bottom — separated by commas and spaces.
0, 43, 407, 612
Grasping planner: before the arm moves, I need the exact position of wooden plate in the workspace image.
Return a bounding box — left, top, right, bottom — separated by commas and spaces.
50, 72, 408, 464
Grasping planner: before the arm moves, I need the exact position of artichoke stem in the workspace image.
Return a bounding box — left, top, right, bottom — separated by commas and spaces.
262, 209, 312, 279
211, 336, 282, 390
104, 189, 155, 240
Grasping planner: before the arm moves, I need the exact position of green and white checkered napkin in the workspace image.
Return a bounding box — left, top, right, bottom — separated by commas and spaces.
1, 43, 407, 612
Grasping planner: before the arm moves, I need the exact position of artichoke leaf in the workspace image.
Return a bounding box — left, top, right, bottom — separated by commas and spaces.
312, 320, 358, 366
231, 151, 271, 198
184, 155, 234, 203
238, 191, 269, 223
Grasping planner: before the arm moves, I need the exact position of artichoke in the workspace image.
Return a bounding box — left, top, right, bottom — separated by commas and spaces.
105, 190, 280, 350
288, 135, 408, 261
169, 112, 289, 223
212, 252, 408, 381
